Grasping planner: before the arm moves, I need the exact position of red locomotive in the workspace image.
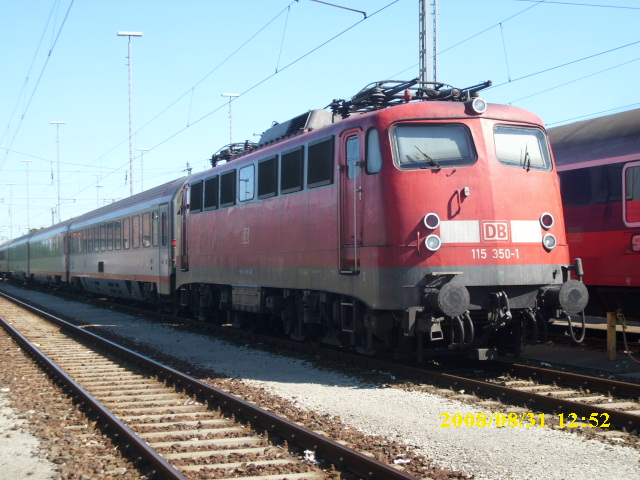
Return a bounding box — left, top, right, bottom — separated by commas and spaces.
549, 108, 640, 319
0, 79, 587, 359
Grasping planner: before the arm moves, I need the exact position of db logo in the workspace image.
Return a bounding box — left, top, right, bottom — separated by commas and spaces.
482, 221, 509, 242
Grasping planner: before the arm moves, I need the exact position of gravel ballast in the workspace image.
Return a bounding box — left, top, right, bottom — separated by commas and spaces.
1, 286, 639, 479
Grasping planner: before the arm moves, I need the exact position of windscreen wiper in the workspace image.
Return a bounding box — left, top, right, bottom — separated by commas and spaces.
415, 145, 442, 170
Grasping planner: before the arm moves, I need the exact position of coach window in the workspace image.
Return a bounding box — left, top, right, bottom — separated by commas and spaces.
132, 215, 141, 249
87, 228, 93, 253
281, 146, 304, 194
393, 124, 475, 170
94, 226, 100, 252
307, 137, 334, 188
142, 212, 151, 247
190, 180, 203, 213
107, 222, 114, 251
114, 221, 122, 250
152, 210, 159, 247
204, 175, 219, 210
239, 165, 255, 202
220, 170, 236, 207
123, 217, 131, 249
258, 156, 278, 199
494, 125, 551, 171
366, 129, 382, 174
100, 224, 107, 251
624, 163, 640, 225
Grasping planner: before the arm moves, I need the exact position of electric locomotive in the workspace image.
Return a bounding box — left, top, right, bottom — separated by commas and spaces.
175, 79, 587, 359
549, 108, 640, 319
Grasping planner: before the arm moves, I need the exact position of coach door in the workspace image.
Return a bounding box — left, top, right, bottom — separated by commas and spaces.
180, 184, 190, 271
339, 130, 364, 274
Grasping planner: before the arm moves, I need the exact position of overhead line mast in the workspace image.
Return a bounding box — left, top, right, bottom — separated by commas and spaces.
419, 0, 438, 84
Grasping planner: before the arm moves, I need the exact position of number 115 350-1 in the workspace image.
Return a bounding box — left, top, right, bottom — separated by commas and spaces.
472, 248, 520, 260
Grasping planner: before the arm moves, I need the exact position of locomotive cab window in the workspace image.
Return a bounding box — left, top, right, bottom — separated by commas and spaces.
239, 165, 255, 202
392, 123, 475, 170
258, 156, 278, 199
307, 136, 334, 188
494, 125, 552, 171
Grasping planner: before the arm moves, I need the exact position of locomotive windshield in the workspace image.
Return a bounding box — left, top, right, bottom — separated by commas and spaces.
392, 124, 476, 170
494, 125, 552, 171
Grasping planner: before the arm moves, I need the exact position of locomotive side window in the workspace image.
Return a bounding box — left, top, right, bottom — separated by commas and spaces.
132, 215, 141, 249
307, 136, 334, 188
281, 146, 304, 194
366, 128, 382, 174
190, 181, 203, 213
204, 176, 219, 210
220, 170, 237, 207
239, 165, 255, 202
624, 163, 640, 225
114, 221, 122, 250
123, 217, 131, 249
392, 124, 475, 170
258, 156, 278, 199
494, 125, 552, 171
142, 212, 151, 247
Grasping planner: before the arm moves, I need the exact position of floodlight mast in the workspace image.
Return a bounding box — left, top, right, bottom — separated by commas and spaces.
117, 31, 143, 196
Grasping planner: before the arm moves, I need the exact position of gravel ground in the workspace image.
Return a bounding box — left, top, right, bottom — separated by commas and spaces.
2, 286, 640, 479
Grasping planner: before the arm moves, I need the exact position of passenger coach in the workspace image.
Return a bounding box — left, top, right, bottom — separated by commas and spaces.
549, 108, 640, 318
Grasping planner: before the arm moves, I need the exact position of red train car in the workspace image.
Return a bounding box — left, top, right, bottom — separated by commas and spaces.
549, 108, 640, 319
175, 80, 587, 358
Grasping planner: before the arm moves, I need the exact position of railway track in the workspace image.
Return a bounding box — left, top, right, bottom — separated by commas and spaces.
0, 292, 417, 479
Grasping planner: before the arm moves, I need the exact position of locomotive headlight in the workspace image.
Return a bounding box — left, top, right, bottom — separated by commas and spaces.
542, 233, 557, 251
540, 212, 554, 230
423, 213, 440, 230
425, 235, 442, 251
471, 97, 488, 114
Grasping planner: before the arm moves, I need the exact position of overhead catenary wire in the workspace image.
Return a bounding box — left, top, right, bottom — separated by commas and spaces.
47, 0, 402, 210
1, 0, 75, 169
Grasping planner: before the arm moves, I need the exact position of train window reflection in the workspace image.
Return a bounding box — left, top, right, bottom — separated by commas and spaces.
123, 217, 131, 249
132, 215, 140, 249
239, 165, 255, 202
494, 125, 551, 171
366, 129, 382, 174
625, 164, 640, 224
392, 124, 475, 170
142, 212, 151, 247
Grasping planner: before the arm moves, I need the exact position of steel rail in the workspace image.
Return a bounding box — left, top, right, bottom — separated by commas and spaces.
0, 315, 188, 480
0, 290, 417, 480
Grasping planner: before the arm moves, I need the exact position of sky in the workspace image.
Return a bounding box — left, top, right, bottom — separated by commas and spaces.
1, 0, 639, 240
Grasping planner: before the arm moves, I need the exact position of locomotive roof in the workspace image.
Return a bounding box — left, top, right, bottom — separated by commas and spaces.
548, 108, 640, 166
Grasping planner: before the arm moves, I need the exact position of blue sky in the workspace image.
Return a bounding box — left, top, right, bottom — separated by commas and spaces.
1, 0, 639, 239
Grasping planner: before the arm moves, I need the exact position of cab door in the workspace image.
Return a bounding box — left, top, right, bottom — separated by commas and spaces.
339, 130, 364, 274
